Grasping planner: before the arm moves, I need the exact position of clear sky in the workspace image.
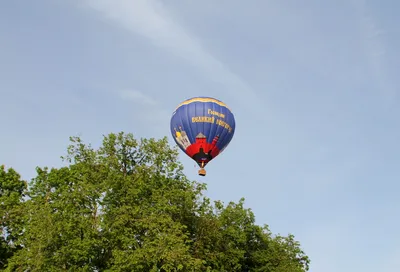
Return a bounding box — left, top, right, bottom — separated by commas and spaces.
1, 0, 399, 271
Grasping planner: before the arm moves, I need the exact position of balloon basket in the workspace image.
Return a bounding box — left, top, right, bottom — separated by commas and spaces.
198, 168, 206, 176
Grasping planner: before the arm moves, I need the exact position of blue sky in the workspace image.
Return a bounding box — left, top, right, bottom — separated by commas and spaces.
1, 0, 399, 271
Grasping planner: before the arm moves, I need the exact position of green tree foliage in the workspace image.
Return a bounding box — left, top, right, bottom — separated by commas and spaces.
1, 132, 310, 271
0, 166, 26, 270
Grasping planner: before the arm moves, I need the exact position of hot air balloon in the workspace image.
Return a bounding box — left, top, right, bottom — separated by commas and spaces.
170, 97, 236, 176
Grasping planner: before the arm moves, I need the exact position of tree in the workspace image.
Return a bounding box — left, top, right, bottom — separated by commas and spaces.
2, 132, 310, 271
0, 165, 26, 270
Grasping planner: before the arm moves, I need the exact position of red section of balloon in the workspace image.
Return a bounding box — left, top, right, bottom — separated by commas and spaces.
184, 134, 221, 167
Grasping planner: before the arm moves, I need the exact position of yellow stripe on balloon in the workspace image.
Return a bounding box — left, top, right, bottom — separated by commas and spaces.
175, 97, 232, 111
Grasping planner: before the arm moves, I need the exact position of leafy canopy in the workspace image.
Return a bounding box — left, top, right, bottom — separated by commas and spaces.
0, 132, 310, 271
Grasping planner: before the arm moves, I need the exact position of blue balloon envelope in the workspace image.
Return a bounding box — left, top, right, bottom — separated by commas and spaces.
170, 97, 236, 176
